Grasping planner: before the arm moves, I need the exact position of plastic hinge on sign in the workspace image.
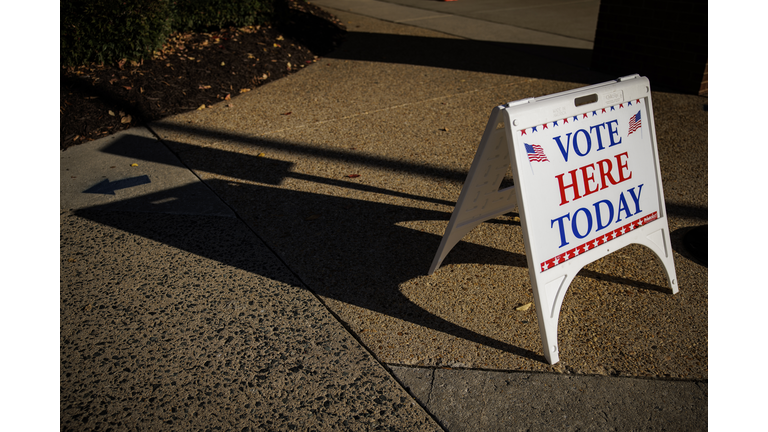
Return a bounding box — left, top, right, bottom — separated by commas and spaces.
503, 98, 535, 108
618, 74, 641, 82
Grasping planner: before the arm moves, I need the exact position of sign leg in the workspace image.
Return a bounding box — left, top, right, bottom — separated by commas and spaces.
429, 223, 476, 275
429, 106, 518, 275
638, 227, 679, 294
531, 270, 577, 364
428, 196, 515, 275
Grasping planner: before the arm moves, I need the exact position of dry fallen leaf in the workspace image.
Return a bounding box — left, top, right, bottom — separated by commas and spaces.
121, 115, 132, 124
197, 104, 206, 110
257, 153, 266, 157
239, 88, 251, 93
108, 110, 115, 116
220, 62, 225, 66
199, 84, 211, 90
345, 174, 361, 178
277, 35, 284, 41
131, 163, 139, 167
516, 302, 532, 311
224, 94, 231, 100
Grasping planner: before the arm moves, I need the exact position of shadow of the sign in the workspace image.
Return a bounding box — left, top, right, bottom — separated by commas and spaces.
75, 180, 547, 363
78, 131, 686, 362
580, 267, 672, 295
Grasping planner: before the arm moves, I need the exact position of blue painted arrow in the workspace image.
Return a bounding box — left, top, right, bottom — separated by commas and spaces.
83, 175, 151, 195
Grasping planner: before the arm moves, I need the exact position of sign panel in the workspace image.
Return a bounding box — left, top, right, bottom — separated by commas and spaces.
514, 96, 657, 274
429, 75, 678, 364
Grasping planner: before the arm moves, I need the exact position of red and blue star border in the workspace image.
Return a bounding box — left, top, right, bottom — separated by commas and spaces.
518, 99, 643, 137
540, 211, 658, 273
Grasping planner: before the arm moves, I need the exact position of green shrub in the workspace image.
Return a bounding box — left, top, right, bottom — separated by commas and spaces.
61, 0, 281, 67
170, 0, 278, 33
61, 0, 173, 67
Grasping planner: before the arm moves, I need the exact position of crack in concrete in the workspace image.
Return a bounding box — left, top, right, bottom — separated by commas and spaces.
695, 380, 708, 398
426, 367, 436, 408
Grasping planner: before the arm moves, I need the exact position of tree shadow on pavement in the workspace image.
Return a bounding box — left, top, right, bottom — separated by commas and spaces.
325, 31, 612, 84
323, 30, 698, 95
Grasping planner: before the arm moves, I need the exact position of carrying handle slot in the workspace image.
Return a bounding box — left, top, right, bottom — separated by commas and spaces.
574, 93, 598, 107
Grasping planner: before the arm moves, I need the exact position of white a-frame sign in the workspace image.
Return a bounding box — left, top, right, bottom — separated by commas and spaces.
429, 75, 678, 364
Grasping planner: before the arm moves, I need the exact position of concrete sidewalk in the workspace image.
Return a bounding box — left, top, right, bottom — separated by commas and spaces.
314, 0, 600, 46
61, 1, 707, 430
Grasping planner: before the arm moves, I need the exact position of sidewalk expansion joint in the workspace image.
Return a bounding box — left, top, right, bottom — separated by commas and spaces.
142, 123, 313, 296
258, 78, 538, 137
141, 121, 435, 425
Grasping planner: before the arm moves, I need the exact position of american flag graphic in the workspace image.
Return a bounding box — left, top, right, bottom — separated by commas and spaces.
525, 144, 549, 162
628, 110, 642, 135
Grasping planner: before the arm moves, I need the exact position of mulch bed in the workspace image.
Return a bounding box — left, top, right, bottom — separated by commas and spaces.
60, 1, 346, 151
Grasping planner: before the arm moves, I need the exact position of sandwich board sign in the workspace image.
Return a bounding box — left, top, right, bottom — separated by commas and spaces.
429, 75, 678, 364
